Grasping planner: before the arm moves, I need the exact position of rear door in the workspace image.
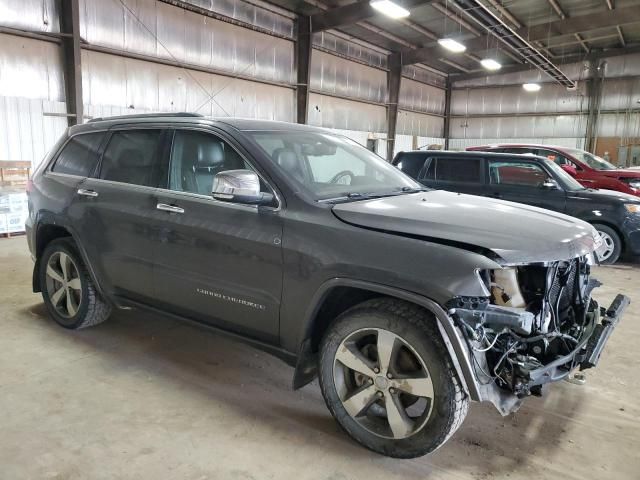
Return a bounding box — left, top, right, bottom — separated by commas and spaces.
70, 128, 168, 301
485, 157, 566, 212
420, 155, 485, 196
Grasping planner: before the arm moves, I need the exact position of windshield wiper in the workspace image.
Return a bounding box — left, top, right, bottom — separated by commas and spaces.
319, 187, 427, 204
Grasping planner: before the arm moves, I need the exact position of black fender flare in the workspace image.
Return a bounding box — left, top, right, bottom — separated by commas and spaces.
32, 214, 110, 302
292, 278, 482, 402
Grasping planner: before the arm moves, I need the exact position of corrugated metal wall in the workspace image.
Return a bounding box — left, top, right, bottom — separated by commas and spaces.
0, 0, 448, 164
450, 53, 640, 147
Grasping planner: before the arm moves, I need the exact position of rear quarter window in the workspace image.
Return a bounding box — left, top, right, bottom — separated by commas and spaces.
51, 132, 105, 177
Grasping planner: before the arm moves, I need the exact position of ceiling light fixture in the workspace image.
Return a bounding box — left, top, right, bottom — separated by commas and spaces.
438, 38, 466, 53
370, 0, 410, 19
522, 83, 541, 92
480, 58, 501, 71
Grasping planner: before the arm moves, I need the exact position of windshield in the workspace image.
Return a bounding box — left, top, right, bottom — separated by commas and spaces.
247, 130, 422, 201
543, 159, 586, 191
564, 148, 616, 170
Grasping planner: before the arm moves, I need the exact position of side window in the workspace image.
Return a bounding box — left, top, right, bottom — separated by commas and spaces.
537, 149, 580, 170
433, 157, 481, 183
489, 160, 549, 187
395, 155, 426, 179
52, 132, 105, 177
100, 130, 163, 187
168, 130, 265, 196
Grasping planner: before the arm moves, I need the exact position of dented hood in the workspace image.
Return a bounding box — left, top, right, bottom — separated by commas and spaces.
332, 190, 600, 264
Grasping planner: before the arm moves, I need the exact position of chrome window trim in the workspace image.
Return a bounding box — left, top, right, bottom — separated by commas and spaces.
83, 177, 160, 194
154, 186, 281, 213
166, 126, 283, 211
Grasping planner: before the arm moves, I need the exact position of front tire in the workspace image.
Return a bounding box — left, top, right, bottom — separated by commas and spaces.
40, 238, 112, 329
318, 298, 468, 458
593, 224, 622, 265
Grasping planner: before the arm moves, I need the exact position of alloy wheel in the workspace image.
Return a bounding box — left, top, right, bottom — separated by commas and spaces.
333, 328, 434, 440
45, 251, 82, 318
596, 230, 615, 263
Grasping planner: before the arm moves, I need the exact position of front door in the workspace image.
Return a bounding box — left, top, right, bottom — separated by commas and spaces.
152, 128, 283, 342
485, 158, 566, 212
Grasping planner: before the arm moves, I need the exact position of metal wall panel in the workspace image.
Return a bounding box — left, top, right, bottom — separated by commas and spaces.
189, 0, 294, 38
597, 113, 640, 138
0, 0, 60, 32
399, 78, 446, 116
402, 66, 446, 89
0, 96, 67, 164
0, 34, 64, 101
82, 49, 294, 120
310, 50, 386, 104
450, 115, 588, 139
80, 0, 294, 85
451, 83, 587, 116
449, 137, 586, 150
601, 53, 640, 78
313, 31, 387, 69
396, 110, 443, 138
601, 77, 640, 111
307, 93, 386, 132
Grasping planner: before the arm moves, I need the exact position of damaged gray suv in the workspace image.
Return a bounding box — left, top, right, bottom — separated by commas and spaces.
26, 114, 629, 458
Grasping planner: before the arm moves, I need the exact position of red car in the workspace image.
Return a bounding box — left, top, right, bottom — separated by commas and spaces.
467, 144, 640, 197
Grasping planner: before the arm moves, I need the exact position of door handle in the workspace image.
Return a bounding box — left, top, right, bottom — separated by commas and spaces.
157, 203, 185, 214
77, 188, 99, 197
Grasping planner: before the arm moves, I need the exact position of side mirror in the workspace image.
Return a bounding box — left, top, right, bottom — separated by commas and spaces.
560, 164, 577, 177
212, 170, 274, 206
542, 179, 559, 190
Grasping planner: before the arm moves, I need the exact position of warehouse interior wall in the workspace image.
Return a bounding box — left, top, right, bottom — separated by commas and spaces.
0, 0, 446, 166
450, 53, 640, 159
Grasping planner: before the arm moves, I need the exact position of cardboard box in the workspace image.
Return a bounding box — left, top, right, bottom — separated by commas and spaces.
7, 211, 27, 233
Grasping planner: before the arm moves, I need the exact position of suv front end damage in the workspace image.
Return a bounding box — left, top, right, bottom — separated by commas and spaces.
448, 256, 629, 415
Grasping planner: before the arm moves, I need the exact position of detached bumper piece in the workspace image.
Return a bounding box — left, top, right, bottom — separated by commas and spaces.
525, 294, 629, 391
581, 294, 630, 370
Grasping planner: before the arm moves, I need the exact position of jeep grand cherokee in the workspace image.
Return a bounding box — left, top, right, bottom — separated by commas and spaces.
26, 113, 628, 458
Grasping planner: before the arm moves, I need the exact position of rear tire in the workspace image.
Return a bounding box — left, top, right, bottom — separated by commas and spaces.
593, 224, 621, 265
318, 298, 468, 458
40, 238, 112, 329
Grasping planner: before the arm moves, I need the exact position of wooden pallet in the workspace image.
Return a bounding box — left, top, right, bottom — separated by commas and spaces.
0, 161, 31, 187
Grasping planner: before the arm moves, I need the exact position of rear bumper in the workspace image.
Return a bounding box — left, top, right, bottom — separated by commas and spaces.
525, 294, 629, 388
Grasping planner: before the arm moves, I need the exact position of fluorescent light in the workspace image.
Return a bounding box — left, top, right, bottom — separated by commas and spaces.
370, 0, 410, 19
480, 58, 501, 71
523, 83, 541, 92
438, 38, 466, 53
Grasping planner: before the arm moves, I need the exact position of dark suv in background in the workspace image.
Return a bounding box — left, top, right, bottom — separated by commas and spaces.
26, 114, 627, 458
468, 144, 640, 197
394, 150, 640, 264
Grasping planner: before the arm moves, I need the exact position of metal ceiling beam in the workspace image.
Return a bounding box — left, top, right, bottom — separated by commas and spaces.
545, 0, 590, 53
403, 0, 575, 87
59, 0, 83, 126
431, 1, 482, 36
524, 5, 640, 42
310, 0, 428, 32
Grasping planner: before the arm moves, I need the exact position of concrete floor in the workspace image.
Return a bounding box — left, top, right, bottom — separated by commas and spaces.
1, 236, 639, 480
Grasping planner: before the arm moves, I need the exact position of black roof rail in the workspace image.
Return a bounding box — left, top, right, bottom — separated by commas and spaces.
88, 112, 204, 123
